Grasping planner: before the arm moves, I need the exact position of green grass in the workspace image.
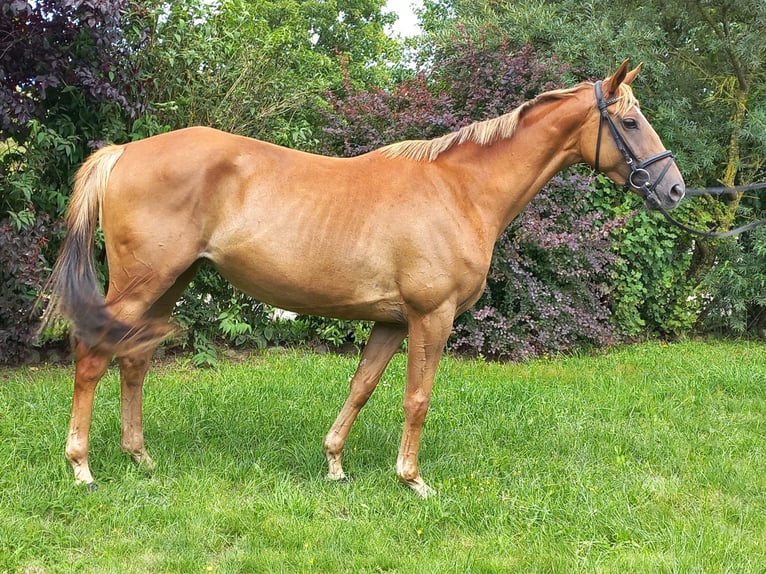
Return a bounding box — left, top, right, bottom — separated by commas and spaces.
2, 340, 766, 573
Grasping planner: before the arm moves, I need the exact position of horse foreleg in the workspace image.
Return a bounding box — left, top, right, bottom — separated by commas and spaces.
118, 351, 155, 472
66, 342, 110, 487
396, 306, 454, 497
324, 322, 407, 482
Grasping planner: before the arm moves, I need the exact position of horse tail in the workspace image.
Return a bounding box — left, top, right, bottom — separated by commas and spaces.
40, 145, 172, 355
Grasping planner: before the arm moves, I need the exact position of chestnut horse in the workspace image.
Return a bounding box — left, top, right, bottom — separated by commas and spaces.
43, 61, 684, 496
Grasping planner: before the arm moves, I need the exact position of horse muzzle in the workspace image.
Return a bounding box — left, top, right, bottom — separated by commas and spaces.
642, 182, 685, 211
627, 151, 685, 211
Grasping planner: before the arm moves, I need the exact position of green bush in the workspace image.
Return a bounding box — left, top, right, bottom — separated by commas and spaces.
699, 225, 766, 335
587, 176, 701, 338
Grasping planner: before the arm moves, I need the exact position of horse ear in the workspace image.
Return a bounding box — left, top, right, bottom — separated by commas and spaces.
603, 59, 631, 97
623, 62, 643, 85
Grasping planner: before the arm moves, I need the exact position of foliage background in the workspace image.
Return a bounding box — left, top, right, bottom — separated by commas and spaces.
1, 0, 765, 364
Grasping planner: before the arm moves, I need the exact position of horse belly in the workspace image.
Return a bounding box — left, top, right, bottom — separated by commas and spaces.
211, 245, 406, 322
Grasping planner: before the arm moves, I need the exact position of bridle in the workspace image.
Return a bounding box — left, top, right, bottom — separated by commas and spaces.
594, 80, 766, 239
594, 80, 675, 210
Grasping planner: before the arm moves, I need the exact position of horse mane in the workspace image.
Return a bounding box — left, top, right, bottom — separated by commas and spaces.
381, 82, 639, 162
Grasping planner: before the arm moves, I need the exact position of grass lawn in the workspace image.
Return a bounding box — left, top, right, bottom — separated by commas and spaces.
1, 340, 766, 573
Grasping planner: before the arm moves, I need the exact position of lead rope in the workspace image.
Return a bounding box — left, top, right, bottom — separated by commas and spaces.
656, 182, 766, 239
684, 182, 766, 196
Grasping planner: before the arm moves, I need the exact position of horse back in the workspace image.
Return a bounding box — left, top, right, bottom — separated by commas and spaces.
102, 126, 491, 321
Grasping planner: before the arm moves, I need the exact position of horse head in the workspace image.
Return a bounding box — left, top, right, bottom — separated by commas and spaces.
581, 60, 685, 211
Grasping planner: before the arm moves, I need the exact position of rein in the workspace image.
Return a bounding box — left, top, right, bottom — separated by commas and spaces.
655, 183, 766, 239
594, 81, 766, 240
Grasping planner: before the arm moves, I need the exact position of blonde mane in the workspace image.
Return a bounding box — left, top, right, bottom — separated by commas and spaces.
381, 82, 639, 161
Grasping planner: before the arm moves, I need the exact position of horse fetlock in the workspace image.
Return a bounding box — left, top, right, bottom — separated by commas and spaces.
324, 449, 347, 482
395, 457, 436, 497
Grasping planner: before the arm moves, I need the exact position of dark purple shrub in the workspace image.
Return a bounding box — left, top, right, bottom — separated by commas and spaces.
322, 63, 459, 156
321, 34, 571, 157
433, 32, 571, 123
0, 215, 57, 364
0, 0, 145, 139
451, 173, 622, 360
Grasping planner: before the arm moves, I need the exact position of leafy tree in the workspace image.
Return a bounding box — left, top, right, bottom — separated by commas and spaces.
664, 1, 766, 190
134, 0, 401, 141
700, 228, 766, 336
302, 0, 399, 80
134, 0, 316, 140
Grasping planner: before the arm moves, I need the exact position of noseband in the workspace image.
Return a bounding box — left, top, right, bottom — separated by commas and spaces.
594, 80, 676, 208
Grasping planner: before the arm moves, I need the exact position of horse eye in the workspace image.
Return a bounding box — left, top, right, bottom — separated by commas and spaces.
622, 118, 639, 130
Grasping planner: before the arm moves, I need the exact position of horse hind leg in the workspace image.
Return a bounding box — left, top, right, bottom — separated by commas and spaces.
66, 341, 111, 488
67, 299, 162, 488
118, 350, 155, 472
114, 262, 202, 474
324, 322, 407, 482
66, 261, 200, 487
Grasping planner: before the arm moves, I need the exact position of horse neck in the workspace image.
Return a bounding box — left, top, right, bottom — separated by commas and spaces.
444, 94, 590, 238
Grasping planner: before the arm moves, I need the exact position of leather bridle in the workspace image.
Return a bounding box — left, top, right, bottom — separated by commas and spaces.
595, 80, 766, 239
594, 80, 676, 209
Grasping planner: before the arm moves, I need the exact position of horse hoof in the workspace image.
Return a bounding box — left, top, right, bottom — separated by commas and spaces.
127, 450, 156, 474
86, 482, 99, 492
412, 483, 437, 498
326, 472, 349, 484
138, 460, 155, 477
400, 476, 437, 498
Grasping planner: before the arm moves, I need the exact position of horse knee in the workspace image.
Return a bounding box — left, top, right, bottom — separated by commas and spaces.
403, 391, 431, 421
119, 353, 151, 386
74, 346, 109, 385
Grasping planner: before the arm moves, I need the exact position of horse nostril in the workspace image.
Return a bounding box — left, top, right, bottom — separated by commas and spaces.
670, 184, 685, 202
